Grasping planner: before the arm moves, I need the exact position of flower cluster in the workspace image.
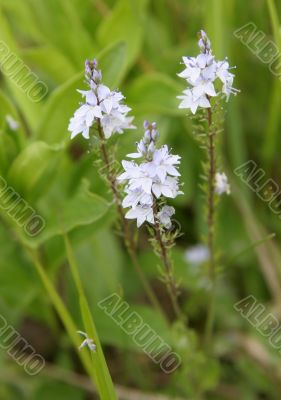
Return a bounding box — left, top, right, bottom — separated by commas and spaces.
177, 30, 238, 114
68, 59, 135, 140
118, 121, 183, 228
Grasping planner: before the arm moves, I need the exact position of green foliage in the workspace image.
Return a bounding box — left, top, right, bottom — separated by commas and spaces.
0, 0, 280, 399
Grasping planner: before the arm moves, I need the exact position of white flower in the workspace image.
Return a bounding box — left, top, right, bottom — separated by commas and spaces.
185, 244, 210, 266
192, 80, 216, 101
128, 174, 153, 194
125, 205, 154, 227
177, 30, 238, 113
68, 59, 134, 140
119, 121, 183, 229
178, 57, 201, 82
145, 145, 181, 183
77, 89, 98, 105
69, 103, 103, 139
178, 89, 210, 114
118, 160, 141, 181
152, 176, 182, 198
216, 60, 231, 83
156, 206, 175, 229
77, 331, 96, 352
5, 115, 18, 131
215, 172, 231, 195
101, 113, 135, 139
122, 187, 153, 208
119, 162, 154, 194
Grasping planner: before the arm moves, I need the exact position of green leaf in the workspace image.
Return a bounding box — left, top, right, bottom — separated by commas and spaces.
0, 90, 20, 130
22, 46, 76, 84
0, 90, 26, 174
7, 141, 63, 197
23, 0, 98, 69
35, 71, 83, 144
0, 224, 38, 325
95, 302, 170, 351
126, 73, 184, 116
67, 230, 124, 303
97, 0, 148, 73
98, 41, 127, 87
18, 179, 110, 248
0, 8, 42, 130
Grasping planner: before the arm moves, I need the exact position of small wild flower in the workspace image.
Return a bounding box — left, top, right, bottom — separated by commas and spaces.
118, 121, 184, 320
215, 172, 231, 195
5, 114, 18, 131
177, 29, 238, 114
156, 205, 175, 229
68, 59, 135, 140
177, 30, 239, 345
118, 120, 183, 228
185, 244, 210, 266
68, 60, 164, 316
77, 331, 96, 352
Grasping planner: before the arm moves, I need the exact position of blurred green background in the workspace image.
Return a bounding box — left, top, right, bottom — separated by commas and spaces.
0, 0, 281, 399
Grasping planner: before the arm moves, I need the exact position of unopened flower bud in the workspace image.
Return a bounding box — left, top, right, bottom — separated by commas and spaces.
143, 120, 150, 129
144, 130, 151, 143
138, 140, 147, 155
198, 30, 211, 53
151, 129, 159, 141
92, 69, 102, 83
85, 59, 91, 75
147, 141, 155, 154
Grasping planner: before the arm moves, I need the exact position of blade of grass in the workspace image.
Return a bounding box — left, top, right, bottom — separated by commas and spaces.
64, 234, 116, 400
267, 0, 281, 49
263, 0, 281, 166
206, 0, 246, 173
263, 80, 281, 167
25, 248, 98, 386
205, 0, 224, 57
225, 233, 276, 267
231, 180, 281, 303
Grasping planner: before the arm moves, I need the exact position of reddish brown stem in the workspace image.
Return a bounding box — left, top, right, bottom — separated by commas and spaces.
95, 121, 166, 320
204, 105, 216, 347
152, 202, 184, 321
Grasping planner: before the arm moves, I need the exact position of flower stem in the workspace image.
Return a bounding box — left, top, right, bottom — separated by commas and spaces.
95, 121, 166, 320
204, 105, 216, 347
152, 201, 184, 322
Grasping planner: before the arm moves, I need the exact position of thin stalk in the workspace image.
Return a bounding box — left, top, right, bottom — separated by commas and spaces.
25, 249, 99, 392
204, 105, 216, 347
4, 231, 98, 388
95, 120, 166, 320
152, 201, 184, 321
64, 235, 117, 400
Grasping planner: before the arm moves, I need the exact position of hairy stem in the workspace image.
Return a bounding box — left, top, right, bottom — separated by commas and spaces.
204, 105, 216, 347
95, 121, 166, 320
152, 201, 184, 321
